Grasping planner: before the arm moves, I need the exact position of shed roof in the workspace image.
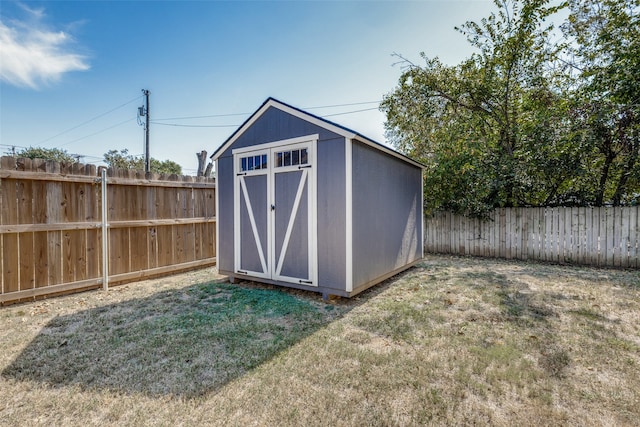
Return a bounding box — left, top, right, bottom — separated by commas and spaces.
210, 97, 424, 169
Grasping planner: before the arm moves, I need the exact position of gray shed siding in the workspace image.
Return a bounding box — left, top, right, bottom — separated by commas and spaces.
217, 155, 234, 273
351, 140, 423, 291
219, 107, 343, 155
215, 106, 347, 289
316, 136, 346, 290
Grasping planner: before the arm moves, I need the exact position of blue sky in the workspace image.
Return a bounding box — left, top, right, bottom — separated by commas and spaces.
1, 0, 501, 174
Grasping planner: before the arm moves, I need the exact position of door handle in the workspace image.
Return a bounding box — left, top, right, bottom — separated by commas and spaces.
271, 204, 275, 211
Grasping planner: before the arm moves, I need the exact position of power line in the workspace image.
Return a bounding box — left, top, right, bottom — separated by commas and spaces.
153, 112, 250, 121
39, 95, 142, 147
321, 107, 380, 117
152, 100, 382, 122
57, 118, 135, 147
305, 100, 380, 110
150, 122, 240, 128
151, 104, 382, 128
74, 155, 104, 160
0, 143, 28, 151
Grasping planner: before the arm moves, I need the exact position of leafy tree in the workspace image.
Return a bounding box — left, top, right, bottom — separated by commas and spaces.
382, 0, 640, 215
16, 146, 77, 163
103, 149, 182, 175
150, 158, 182, 175
103, 149, 142, 170
382, 0, 568, 215
563, 0, 640, 206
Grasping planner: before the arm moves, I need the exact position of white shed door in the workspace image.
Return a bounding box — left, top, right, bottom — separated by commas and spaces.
233, 139, 317, 286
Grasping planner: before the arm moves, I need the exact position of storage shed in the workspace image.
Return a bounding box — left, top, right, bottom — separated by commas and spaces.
212, 98, 424, 297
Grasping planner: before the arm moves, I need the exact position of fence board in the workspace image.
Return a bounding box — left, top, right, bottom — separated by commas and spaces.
455, 214, 462, 254
585, 208, 593, 265
451, 212, 457, 255
130, 227, 148, 272
157, 225, 174, 268
516, 208, 523, 259
505, 209, 518, 259
538, 208, 545, 259
597, 207, 605, 266
48, 231, 62, 285
110, 228, 130, 275
3, 234, 19, 292
621, 207, 630, 267
460, 215, 466, 256
149, 227, 159, 269
578, 208, 585, 264
195, 223, 205, 261
538, 208, 543, 258
564, 207, 571, 262
477, 214, 484, 256
443, 212, 449, 254
2, 179, 18, 226
19, 232, 34, 290
529, 208, 536, 260
86, 228, 100, 279
520, 208, 528, 260
630, 207, 638, 268
34, 231, 48, 288
75, 230, 87, 281
437, 213, 443, 254
185, 224, 196, 263
467, 216, 473, 255
471, 219, 482, 253
46, 181, 62, 224
175, 224, 187, 265
544, 207, 552, 262
498, 209, 505, 258
62, 231, 74, 283
424, 206, 639, 269
473, 216, 479, 255
481, 214, 487, 256
17, 180, 33, 225
606, 208, 614, 266
437, 212, 443, 254
32, 180, 47, 224
555, 207, 561, 261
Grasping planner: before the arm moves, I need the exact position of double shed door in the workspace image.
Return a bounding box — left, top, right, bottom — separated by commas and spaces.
233, 137, 317, 286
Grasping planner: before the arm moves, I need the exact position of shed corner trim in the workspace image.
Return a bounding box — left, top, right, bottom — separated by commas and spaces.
345, 137, 353, 293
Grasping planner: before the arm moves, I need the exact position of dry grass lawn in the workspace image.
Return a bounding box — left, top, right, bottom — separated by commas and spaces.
1, 256, 639, 426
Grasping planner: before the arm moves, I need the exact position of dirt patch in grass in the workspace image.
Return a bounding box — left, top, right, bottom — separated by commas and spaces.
1, 258, 639, 426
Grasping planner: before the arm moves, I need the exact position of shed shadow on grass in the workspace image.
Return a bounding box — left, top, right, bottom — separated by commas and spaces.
2, 281, 356, 399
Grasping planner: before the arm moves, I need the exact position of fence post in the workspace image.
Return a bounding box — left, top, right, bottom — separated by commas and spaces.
101, 168, 109, 291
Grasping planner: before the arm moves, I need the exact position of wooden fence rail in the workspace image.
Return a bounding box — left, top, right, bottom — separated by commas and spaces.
0, 157, 216, 304
424, 207, 639, 268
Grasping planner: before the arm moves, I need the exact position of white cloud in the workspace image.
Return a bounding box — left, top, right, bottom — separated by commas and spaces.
0, 6, 89, 89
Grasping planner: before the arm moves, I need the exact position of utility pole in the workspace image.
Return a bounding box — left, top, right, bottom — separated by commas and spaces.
142, 89, 150, 172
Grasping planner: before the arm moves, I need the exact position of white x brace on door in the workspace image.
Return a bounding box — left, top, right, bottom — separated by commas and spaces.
233, 135, 317, 286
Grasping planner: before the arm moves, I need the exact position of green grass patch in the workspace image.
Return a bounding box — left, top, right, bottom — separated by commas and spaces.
3, 282, 343, 398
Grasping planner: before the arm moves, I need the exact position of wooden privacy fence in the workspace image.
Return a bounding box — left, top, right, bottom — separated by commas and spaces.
0, 157, 216, 304
424, 207, 640, 268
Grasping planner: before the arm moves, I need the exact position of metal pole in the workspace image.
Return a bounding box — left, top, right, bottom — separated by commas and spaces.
101, 168, 109, 291
144, 89, 150, 173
